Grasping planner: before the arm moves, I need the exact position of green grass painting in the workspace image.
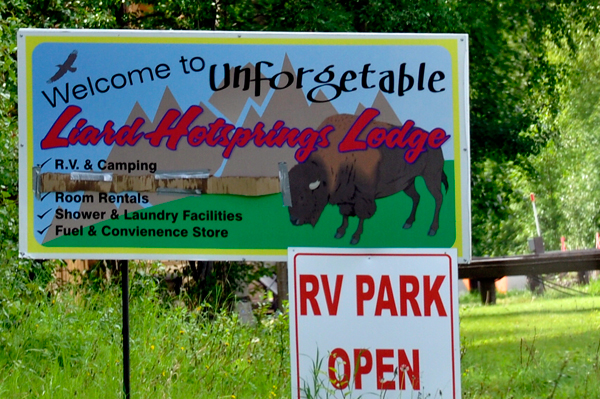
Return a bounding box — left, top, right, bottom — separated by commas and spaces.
44, 163, 457, 252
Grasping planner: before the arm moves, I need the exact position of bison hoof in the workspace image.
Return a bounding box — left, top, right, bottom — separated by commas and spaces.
403, 222, 413, 229
290, 217, 302, 226
334, 231, 345, 239
350, 236, 360, 245
428, 228, 437, 236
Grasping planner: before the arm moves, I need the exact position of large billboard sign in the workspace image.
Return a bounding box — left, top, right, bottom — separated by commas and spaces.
18, 30, 470, 261
288, 248, 461, 398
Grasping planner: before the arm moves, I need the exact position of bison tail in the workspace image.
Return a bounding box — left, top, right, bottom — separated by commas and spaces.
441, 171, 449, 193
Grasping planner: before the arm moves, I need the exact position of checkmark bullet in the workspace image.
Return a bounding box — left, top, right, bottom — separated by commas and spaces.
39, 158, 52, 169
37, 209, 53, 219
40, 193, 51, 201
37, 223, 52, 234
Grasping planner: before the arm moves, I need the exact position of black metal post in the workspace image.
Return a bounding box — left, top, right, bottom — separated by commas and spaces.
120, 260, 131, 399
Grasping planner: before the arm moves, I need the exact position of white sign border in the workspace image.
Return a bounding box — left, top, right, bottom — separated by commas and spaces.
18, 29, 470, 263
288, 247, 461, 399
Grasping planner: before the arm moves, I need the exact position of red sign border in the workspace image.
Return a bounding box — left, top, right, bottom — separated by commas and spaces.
291, 251, 457, 398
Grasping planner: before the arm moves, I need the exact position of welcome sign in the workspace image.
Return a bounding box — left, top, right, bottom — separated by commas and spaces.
18, 30, 470, 261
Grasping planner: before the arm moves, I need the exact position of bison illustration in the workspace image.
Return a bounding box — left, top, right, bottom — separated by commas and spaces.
288, 112, 448, 245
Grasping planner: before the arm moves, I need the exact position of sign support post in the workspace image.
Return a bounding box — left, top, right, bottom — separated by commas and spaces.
120, 260, 131, 399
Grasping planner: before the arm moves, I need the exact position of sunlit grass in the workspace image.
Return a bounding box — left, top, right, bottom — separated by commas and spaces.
460, 278, 600, 398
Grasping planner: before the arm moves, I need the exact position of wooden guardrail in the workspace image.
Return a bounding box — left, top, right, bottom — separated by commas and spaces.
459, 249, 600, 303
459, 249, 600, 279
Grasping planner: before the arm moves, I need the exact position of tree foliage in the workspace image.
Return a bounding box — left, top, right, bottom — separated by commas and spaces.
473, 24, 600, 255
540, 30, 600, 250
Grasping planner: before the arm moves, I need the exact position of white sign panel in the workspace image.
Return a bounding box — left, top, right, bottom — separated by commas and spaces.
288, 247, 460, 398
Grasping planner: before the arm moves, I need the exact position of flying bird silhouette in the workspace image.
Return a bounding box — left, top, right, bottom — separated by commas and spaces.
47, 50, 78, 83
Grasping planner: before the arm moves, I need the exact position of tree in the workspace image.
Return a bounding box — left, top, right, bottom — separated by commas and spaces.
544, 28, 600, 250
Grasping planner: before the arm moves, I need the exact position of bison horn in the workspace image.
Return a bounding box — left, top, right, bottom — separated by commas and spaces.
309, 180, 321, 190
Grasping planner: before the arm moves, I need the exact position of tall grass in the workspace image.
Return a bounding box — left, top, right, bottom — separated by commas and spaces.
2, 266, 600, 398
0, 266, 290, 398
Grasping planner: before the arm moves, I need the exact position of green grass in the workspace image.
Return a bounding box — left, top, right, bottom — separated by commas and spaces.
0, 273, 290, 399
459, 280, 600, 399
2, 271, 600, 398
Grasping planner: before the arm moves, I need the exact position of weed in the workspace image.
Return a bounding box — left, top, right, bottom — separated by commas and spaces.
593, 337, 600, 374
520, 327, 538, 369
547, 358, 569, 399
